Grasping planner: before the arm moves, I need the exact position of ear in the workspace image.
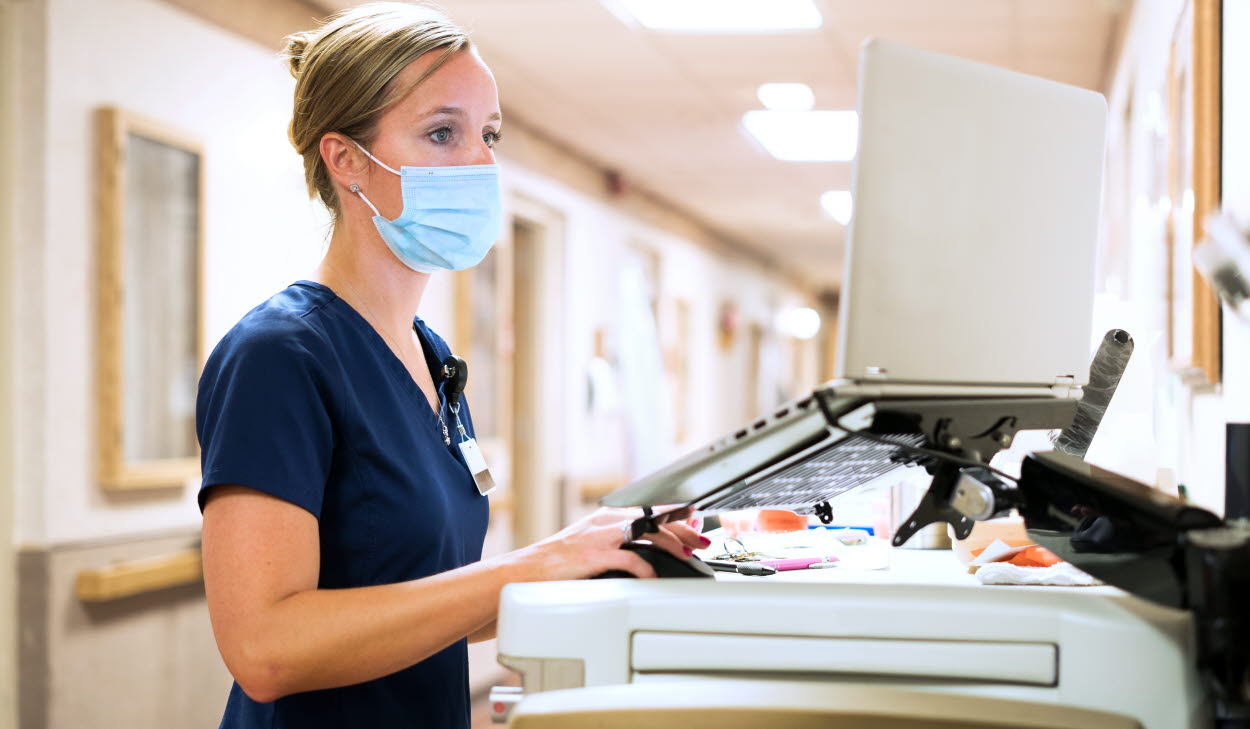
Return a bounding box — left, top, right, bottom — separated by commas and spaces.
320, 132, 371, 192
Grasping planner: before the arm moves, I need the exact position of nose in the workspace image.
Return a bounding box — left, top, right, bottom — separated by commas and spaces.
468, 140, 495, 166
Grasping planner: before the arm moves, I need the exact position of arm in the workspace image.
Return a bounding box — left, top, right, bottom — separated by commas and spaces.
202, 486, 703, 702
468, 620, 497, 643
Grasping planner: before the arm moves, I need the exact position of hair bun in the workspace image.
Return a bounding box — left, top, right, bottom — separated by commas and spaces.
283, 31, 314, 78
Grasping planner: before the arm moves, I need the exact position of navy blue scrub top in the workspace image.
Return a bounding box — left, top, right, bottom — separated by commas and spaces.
196, 280, 490, 729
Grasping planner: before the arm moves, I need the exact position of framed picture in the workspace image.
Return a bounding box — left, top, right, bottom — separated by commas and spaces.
1166, 0, 1223, 384
96, 107, 204, 490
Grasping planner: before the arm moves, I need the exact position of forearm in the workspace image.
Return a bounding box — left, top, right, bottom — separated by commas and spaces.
468, 619, 497, 643
223, 553, 533, 701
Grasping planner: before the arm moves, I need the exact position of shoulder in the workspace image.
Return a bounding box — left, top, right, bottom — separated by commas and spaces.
414, 316, 453, 359
204, 283, 337, 380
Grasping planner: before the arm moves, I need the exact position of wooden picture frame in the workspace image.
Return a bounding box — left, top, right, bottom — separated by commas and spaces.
96, 107, 204, 490
1166, 0, 1223, 384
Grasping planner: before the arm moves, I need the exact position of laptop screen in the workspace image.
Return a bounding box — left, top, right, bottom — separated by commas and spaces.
836, 40, 1107, 388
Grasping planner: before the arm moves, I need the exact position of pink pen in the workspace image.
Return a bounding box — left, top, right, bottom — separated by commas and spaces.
758, 556, 836, 571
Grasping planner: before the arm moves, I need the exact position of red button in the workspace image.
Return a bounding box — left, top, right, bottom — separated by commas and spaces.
493, 702, 505, 715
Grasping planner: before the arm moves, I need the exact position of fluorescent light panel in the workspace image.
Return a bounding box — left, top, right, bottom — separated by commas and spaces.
612, 0, 822, 32
821, 191, 853, 225
742, 110, 858, 162
757, 82, 815, 111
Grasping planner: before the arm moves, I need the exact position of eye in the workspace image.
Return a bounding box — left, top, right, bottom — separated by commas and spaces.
483, 130, 503, 148
428, 126, 453, 144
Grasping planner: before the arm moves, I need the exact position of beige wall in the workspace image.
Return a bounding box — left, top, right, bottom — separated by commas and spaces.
4, 0, 320, 721
495, 143, 822, 490
17, 0, 332, 547
17, 532, 231, 729
1, 0, 31, 725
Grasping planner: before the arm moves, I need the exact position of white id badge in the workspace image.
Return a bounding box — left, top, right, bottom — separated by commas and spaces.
458, 438, 496, 496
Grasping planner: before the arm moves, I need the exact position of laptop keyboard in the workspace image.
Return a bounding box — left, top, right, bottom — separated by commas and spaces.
699, 432, 927, 511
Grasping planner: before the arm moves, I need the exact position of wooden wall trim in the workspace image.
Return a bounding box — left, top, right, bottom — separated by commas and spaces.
1192, 0, 1223, 384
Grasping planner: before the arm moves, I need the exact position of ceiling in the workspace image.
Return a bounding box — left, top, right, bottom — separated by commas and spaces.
314, 0, 1128, 293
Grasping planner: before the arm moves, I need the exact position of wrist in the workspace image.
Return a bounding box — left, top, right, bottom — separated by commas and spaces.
495, 542, 552, 584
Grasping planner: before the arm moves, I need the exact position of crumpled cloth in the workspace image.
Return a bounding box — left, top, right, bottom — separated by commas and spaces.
976, 561, 1104, 586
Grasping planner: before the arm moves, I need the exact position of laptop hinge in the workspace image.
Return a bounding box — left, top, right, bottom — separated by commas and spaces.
861, 367, 889, 381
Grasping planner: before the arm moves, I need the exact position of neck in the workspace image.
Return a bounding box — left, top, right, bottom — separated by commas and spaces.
315, 214, 431, 343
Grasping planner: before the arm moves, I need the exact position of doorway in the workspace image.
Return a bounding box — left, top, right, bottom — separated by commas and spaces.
508, 203, 567, 547
451, 198, 567, 552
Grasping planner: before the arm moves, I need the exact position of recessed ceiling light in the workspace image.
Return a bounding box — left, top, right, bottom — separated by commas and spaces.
757, 83, 815, 111
821, 191, 853, 225
742, 110, 858, 162
608, 0, 822, 32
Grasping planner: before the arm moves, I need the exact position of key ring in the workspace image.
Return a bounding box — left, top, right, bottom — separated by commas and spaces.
715, 537, 763, 562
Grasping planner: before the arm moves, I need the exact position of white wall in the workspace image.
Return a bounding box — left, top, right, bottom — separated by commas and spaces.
497, 161, 820, 486
1221, 1, 1250, 420
12, 0, 820, 544
1094, 0, 1250, 512
13, 0, 328, 546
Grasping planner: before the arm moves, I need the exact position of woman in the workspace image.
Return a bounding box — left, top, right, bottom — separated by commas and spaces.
197, 4, 707, 727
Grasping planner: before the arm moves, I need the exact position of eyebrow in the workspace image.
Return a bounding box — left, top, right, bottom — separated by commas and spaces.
421, 106, 503, 123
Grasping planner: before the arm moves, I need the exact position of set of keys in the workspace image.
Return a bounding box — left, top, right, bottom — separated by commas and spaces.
704, 537, 777, 576
704, 537, 839, 575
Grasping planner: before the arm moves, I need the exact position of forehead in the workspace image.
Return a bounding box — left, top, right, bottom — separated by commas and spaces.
387, 48, 499, 119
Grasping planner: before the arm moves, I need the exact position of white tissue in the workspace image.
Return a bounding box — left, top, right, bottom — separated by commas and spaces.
976, 562, 1103, 587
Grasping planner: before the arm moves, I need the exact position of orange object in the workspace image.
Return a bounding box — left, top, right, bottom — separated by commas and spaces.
1006, 545, 1061, 568
951, 517, 1032, 565
969, 544, 1063, 568
755, 509, 807, 533
719, 509, 807, 536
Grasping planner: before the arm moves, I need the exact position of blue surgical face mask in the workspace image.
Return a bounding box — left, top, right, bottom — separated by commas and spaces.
349, 141, 502, 273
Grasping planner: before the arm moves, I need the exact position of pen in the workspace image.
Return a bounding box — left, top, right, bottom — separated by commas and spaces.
705, 560, 778, 576
758, 557, 821, 571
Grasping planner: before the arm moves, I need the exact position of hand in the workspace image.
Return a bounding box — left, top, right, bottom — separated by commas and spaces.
518, 507, 710, 581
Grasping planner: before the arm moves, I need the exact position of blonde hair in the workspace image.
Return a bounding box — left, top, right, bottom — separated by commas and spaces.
283, 2, 471, 219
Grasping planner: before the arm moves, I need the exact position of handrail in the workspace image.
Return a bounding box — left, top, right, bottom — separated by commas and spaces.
74, 548, 202, 602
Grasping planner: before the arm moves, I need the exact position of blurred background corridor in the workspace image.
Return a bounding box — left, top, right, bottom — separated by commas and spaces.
1, 0, 1248, 726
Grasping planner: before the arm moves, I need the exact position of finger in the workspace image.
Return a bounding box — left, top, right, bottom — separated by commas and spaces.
655, 505, 693, 522
661, 522, 708, 550
599, 552, 656, 579
640, 527, 690, 560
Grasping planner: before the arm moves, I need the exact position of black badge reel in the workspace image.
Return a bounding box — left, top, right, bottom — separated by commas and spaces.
441, 355, 496, 496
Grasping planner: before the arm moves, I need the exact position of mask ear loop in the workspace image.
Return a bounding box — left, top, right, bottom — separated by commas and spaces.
349, 184, 381, 217
348, 139, 400, 218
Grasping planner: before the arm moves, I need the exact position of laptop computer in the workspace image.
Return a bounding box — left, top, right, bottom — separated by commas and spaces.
602, 39, 1108, 519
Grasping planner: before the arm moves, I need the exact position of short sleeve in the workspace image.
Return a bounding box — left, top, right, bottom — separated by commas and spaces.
196, 319, 335, 518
